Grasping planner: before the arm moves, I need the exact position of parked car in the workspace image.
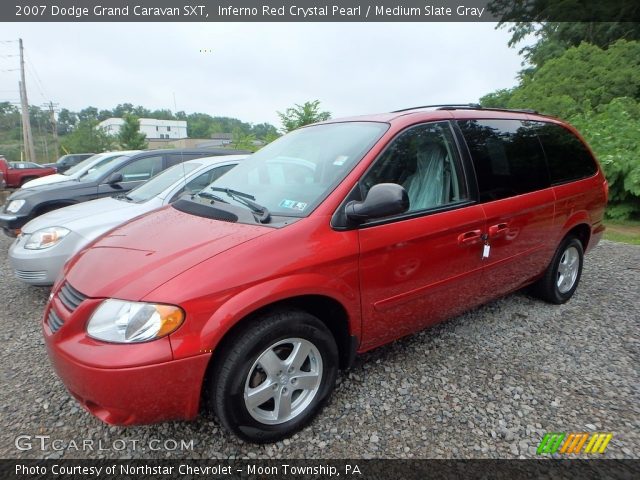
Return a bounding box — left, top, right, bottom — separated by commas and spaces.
0, 170, 5, 190
0, 157, 56, 188
0, 148, 247, 236
43, 106, 607, 442
43, 153, 95, 174
10, 155, 246, 285
21, 151, 139, 189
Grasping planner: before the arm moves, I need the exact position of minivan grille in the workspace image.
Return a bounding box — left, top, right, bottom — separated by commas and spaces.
57, 282, 87, 313
47, 309, 64, 333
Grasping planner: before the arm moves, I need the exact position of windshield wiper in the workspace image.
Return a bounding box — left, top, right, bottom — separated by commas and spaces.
114, 193, 133, 201
208, 187, 256, 200
195, 191, 228, 203
208, 187, 271, 223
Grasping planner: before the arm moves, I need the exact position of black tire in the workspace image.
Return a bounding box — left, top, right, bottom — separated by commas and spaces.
208, 309, 338, 443
533, 236, 584, 304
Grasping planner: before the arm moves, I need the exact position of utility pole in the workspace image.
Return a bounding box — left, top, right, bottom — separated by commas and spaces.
44, 101, 60, 158
19, 38, 36, 162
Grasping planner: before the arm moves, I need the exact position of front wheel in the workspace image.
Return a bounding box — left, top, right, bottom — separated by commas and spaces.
208, 309, 338, 443
534, 236, 584, 304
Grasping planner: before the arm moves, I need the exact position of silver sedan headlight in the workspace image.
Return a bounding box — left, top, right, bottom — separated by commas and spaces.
24, 227, 70, 250
6, 200, 25, 213
87, 299, 185, 343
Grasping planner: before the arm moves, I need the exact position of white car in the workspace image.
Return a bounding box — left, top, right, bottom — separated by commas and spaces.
20, 151, 140, 189
9, 154, 246, 285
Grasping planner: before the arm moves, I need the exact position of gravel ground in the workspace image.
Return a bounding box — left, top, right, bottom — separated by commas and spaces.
0, 233, 638, 460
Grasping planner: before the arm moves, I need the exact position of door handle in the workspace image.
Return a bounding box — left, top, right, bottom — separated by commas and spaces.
458, 229, 482, 245
489, 223, 508, 238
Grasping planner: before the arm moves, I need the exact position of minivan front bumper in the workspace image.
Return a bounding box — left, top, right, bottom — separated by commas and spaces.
42, 291, 211, 425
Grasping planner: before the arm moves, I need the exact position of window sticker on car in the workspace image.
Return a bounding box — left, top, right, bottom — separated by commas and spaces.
333, 155, 349, 166
279, 199, 308, 211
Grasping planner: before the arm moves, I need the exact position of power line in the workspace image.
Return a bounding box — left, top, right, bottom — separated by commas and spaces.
25, 52, 48, 100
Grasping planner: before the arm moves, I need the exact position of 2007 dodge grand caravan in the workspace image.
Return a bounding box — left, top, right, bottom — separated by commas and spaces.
43, 105, 607, 442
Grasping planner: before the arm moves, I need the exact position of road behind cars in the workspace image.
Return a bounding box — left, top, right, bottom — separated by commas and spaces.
0, 234, 637, 459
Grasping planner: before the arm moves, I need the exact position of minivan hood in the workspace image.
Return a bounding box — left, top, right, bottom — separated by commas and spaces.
22, 196, 160, 236
65, 205, 272, 300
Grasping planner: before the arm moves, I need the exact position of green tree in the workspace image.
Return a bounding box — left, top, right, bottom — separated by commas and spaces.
570, 98, 640, 220
231, 127, 257, 151
60, 119, 114, 153
277, 100, 331, 132
117, 114, 148, 150
505, 40, 640, 117
488, 1, 640, 73
251, 122, 279, 140
57, 108, 77, 135
77, 106, 99, 122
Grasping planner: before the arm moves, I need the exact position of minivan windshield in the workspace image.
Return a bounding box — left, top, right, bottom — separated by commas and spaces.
126, 162, 201, 203
201, 122, 388, 218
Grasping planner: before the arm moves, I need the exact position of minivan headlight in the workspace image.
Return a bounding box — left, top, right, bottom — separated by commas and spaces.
87, 299, 184, 343
6, 200, 25, 213
24, 227, 70, 250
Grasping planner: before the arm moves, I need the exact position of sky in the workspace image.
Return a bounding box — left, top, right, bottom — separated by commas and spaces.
0, 22, 527, 127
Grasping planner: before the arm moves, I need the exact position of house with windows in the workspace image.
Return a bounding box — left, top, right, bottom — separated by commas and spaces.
98, 118, 188, 140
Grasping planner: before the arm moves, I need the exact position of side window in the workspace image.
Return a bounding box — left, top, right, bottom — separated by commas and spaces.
361, 121, 467, 213
458, 119, 549, 202
118, 156, 163, 182
530, 122, 598, 184
166, 153, 200, 167
171, 164, 236, 202
185, 164, 234, 193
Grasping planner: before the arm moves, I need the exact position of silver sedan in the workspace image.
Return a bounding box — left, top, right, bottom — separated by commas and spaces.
9, 154, 246, 285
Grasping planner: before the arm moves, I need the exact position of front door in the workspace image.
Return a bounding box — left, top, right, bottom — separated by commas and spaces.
357, 121, 487, 350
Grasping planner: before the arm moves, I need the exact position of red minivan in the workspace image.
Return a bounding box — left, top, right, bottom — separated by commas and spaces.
43, 106, 607, 442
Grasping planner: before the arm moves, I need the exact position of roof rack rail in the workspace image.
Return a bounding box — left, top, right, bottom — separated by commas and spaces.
391, 103, 480, 113
391, 104, 539, 115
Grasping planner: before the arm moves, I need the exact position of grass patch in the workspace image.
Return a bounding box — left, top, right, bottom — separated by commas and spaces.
604, 220, 640, 245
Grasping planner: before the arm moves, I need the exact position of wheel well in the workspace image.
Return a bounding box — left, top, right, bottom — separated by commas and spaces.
567, 223, 591, 250
35, 202, 73, 216
210, 295, 354, 372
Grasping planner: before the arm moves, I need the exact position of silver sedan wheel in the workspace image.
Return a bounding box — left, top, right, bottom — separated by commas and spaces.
557, 245, 580, 293
244, 338, 323, 425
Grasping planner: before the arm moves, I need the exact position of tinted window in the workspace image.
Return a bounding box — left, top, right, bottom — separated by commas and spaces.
530, 122, 598, 184
458, 119, 549, 202
117, 156, 163, 182
127, 162, 201, 203
361, 121, 468, 213
166, 153, 201, 167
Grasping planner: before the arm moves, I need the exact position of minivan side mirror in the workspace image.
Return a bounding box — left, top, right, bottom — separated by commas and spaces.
345, 183, 409, 223
106, 172, 123, 185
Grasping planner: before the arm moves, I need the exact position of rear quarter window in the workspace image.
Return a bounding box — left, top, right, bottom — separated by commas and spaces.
530, 122, 598, 184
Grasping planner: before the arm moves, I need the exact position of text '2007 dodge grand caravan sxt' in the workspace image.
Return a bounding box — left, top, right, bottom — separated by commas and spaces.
43, 106, 607, 442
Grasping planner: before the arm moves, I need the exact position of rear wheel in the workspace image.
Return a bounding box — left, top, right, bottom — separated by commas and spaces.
534, 236, 584, 304
208, 309, 338, 443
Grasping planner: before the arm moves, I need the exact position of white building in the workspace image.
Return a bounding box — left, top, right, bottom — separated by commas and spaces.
98, 118, 188, 140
